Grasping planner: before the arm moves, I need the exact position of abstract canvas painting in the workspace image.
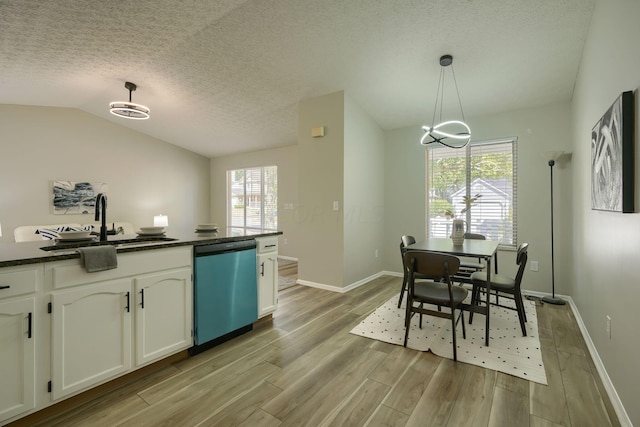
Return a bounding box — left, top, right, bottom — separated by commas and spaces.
591, 91, 634, 213
52, 181, 108, 214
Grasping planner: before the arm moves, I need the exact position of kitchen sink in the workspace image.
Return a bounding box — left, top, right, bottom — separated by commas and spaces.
40, 237, 178, 252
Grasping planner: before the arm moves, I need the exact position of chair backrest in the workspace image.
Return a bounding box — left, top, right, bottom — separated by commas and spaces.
514, 243, 529, 288
401, 235, 416, 248
400, 235, 417, 274
403, 250, 460, 279
463, 232, 486, 240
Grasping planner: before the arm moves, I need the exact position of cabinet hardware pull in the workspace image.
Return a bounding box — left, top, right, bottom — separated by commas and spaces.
28, 312, 33, 339
140, 288, 145, 309
265, 244, 276, 248
0, 285, 10, 290
261, 262, 265, 276
125, 292, 130, 312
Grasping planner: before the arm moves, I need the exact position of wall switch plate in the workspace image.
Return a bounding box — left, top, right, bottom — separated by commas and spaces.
333, 201, 339, 211
606, 315, 612, 339
530, 261, 539, 271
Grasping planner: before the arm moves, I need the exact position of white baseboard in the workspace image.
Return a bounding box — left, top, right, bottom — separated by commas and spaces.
297, 271, 386, 293
522, 290, 631, 426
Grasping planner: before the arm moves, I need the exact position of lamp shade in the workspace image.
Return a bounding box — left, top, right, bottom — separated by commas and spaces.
154, 215, 168, 227
546, 151, 564, 162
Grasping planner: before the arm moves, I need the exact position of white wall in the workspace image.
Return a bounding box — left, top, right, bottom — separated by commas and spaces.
209, 145, 299, 257
296, 91, 345, 287
383, 103, 573, 296
343, 93, 385, 285
571, 0, 640, 423
0, 105, 210, 241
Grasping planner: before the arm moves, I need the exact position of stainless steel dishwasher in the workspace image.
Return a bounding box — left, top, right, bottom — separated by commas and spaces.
191, 239, 257, 355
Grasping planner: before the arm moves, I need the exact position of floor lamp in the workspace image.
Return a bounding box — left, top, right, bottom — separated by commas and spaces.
542, 151, 566, 305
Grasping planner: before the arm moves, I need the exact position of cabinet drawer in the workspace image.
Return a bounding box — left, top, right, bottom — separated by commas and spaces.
48, 246, 192, 290
0, 266, 41, 300
257, 236, 278, 254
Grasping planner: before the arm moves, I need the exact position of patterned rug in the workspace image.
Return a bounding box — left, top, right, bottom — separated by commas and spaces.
350, 292, 547, 385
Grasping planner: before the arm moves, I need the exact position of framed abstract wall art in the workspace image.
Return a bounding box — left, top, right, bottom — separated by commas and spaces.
52, 181, 108, 214
591, 91, 634, 213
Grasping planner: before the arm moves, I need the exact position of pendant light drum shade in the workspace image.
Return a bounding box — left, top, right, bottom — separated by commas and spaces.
109, 81, 150, 120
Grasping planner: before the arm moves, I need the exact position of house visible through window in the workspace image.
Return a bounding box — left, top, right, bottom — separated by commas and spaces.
426, 138, 517, 247
227, 166, 277, 230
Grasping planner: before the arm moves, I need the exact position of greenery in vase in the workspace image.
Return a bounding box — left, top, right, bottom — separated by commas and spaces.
444, 193, 482, 219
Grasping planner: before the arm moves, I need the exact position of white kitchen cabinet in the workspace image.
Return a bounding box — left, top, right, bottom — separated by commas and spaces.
50, 278, 133, 400
256, 237, 278, 318
134, 268, 192, 366
0, 264, 42, 425
47, 246, 193, 401
0, 297, 36, 422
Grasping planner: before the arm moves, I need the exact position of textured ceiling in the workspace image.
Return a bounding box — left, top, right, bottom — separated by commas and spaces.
0, 0, 595, 158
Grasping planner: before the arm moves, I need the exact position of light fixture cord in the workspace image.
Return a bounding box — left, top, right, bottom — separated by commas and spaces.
431, 66, 446, 127
450, 64, 466, 122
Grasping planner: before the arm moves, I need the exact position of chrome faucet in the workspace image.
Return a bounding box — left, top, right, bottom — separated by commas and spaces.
94, 193, 108, 242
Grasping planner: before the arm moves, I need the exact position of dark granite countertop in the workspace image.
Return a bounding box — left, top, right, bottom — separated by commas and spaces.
0, 228, 282, 268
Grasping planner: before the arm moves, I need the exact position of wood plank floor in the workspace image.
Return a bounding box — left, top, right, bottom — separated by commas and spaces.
23, 274, 619, 427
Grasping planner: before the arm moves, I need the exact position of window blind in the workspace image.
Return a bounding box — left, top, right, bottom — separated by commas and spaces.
227, 166, 278, 230
425, 138, 517, 247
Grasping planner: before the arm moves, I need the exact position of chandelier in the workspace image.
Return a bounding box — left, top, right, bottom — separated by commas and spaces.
109, 81, 150, 120
420, 55, 470, 149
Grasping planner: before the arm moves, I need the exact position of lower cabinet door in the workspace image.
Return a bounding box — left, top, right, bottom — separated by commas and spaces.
51, 279, 132, 400
0, 298, 35, 422
257, 253, 278, 318
134, 268, 192, 366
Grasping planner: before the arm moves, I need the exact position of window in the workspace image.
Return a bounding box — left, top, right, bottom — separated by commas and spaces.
227, 166, 277, 230
426, 138, 517, 247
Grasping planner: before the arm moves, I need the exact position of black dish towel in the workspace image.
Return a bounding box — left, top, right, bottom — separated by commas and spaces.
76, 246, 118, 272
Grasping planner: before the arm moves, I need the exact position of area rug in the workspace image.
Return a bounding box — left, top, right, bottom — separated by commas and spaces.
350, 293, 547, 385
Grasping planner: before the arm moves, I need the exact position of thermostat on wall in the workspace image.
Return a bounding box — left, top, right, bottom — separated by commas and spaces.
311, 126, 325, 138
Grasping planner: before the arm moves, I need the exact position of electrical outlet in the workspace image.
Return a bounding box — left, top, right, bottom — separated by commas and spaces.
375, 249, 379, 258
606, 315, 612, 339
333, 201, 339, 211
530, 261, 539, 271
284, 238, 288, 245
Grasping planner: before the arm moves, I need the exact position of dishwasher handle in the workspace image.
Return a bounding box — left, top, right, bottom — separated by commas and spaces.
194, 239, 256, 256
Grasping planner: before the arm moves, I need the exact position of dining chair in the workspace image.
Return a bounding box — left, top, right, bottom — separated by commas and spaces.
398, 235, 438, 308
402, 250, 468, 361
453, 232, 487, 284
469, 242, 529, 336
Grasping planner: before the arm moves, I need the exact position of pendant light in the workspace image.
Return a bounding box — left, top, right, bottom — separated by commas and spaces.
420, 55, 471, 149
109, 81, 150, 120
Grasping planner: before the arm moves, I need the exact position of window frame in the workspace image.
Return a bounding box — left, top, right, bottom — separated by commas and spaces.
227, 165, 277, 231
425, 137, 518, 249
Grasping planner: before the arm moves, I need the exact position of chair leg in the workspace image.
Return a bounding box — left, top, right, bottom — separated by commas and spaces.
403, 296, 412, 346
469, 285, 479, 324
398, 274, 407, 308
451, 312, 457, 361
460, 308, 466, 339
514, 292, 527, 336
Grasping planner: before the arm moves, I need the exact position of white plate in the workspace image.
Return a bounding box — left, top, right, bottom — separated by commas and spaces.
196, 224, 218, 230
55, 236, 96, 243
136, 230, 166, 236
139, 226, 165, 233
58, 231, 92, 239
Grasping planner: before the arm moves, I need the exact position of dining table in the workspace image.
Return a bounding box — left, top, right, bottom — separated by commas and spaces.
406, 237, 500, 346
